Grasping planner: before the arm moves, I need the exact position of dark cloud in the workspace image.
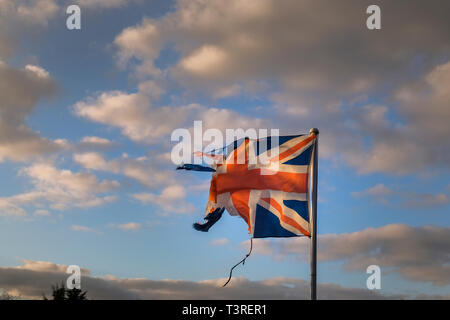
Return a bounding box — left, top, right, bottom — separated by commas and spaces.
0, 63, 61, 162
0, 260, 433, 300
250, 224, 450, 286
116, 0, 450, 94
352, 184, 449, 208
0, 0, 59, 59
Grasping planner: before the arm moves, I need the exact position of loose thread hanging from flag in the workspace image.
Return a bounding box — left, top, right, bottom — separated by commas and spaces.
222, 238, 253, 287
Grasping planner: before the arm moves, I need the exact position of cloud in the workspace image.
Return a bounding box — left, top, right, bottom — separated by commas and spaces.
73, 152, 177, 190
71, 225, 100, 233
352, 184, 449, 208
1, 260, 438, 300
210, 238, 230, 246
75, 0, 136, 9
34, 209, 50, 216
0, 199, 27, 217
250, 224, 450, 286
73, 81, 264, 145
341, 61, 450, 174
133, 185, 196, 215
271, 61, 450, 175
114, 20, 163, 77
351, 183, 393, 205
73, 152, 200, 215
111, 0, 450, 175
74, 136, 115, 152
0, 163, 119, 216
121, 156, 178, 189
115, 0, 450, 94
80, 136, 112, 146
352, 184, 392, 197
0, 0, 59, 58
112, 222, 142, 231
0, 62, 61, 162
13, 259, 90, 276
74, 152, 121, 173
180, 45, 229, 77
401, 193, 449, 209
3, 0, 58, 25
73, 81, 187, 144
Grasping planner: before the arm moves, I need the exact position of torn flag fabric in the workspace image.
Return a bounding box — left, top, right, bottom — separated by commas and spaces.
178, 132, 317, 239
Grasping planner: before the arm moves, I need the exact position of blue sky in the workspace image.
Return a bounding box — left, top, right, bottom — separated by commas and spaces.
0, 0, 449, 299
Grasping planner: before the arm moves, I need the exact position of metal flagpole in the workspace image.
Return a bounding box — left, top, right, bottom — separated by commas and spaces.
309, 128, 319, 300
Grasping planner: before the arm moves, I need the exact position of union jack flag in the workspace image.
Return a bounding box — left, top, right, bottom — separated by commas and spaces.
178, 132, 317, 238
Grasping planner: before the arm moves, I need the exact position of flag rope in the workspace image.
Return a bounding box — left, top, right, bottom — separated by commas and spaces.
222, 238, 253, 287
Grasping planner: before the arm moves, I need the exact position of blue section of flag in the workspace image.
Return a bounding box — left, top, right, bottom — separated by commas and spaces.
283, 144, 313, 166
253, 204, 298, 238
176, 164, 216, 172
255, 135, 303, 156
283, 200, 309, 222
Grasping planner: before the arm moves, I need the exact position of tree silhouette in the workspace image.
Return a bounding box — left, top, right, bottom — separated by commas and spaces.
66, 287, 87, 301
0, 289, 19, 300
43, 282, 88, 300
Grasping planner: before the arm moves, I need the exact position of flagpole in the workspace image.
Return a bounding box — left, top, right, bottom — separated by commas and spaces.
309, 128, 319, 300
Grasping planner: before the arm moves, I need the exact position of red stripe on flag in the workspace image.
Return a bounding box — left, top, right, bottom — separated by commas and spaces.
217, 170, 308, 194
231, 190, 251, 232
273, 134, 315, 163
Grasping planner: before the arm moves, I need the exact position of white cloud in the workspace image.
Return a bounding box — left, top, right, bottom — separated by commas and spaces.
12, 259, 90, 276
210, 238, 229, 246
71, 225, 99, 233
21, 163, 120, 210
351, 184, 392, 205
0, 163, 119, 216
74, 88, 198, 144
74, 152, 177, 190
120, 157, 176, 189
80, 136, 113, 147
352, 184, 392, 197
74, 152, 120, 173
34, 209, 50, 216
24, 64, 50, 79
113, 222, 142, 231
180, 45, 229, 77
114, 20, 163, 77
73, 152, 200, 215
133, 185, 196, 215
0, 199, 27, 217
73, 82, 263, 145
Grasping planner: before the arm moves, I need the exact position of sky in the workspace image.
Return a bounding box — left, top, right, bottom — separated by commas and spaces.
0, 0, 449, 300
